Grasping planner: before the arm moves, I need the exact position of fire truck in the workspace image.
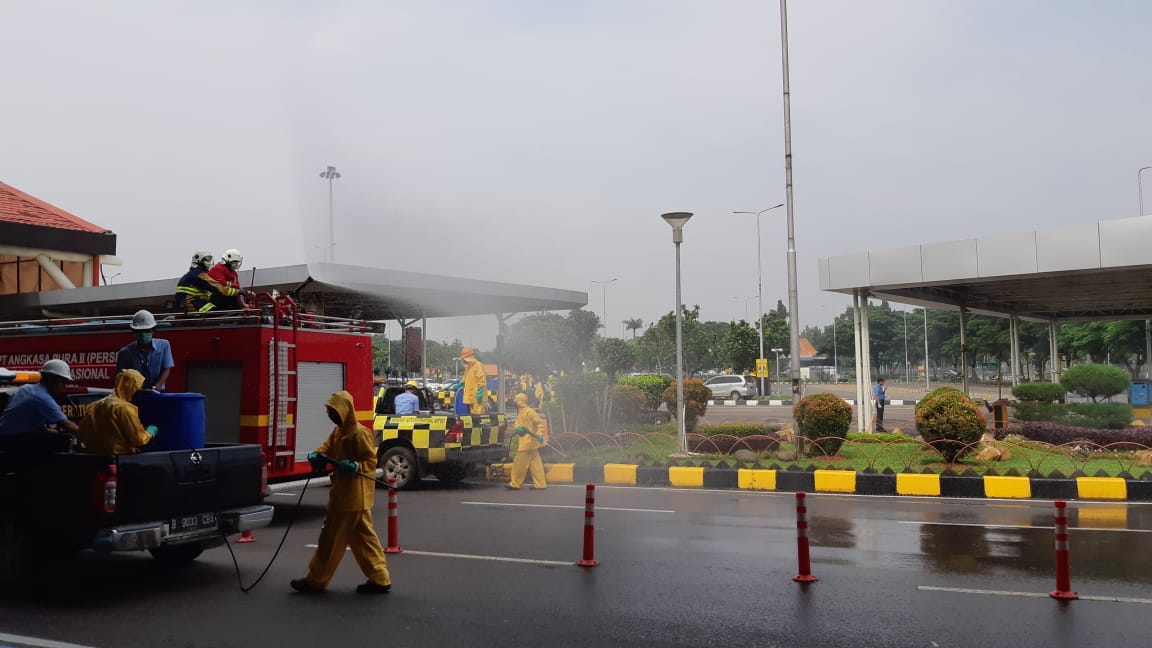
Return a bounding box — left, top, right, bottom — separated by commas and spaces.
0, 294, 380, 484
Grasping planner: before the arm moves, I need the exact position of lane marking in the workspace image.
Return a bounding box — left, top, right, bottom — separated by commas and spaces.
0, 632, 98, 648
918, 585, 1152, 605
269, 492, 299, 497
461, 501, 674, 513
303, 545, 572, 566
900, 521, 1152, 533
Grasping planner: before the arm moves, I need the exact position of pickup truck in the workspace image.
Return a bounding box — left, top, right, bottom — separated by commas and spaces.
372, 382, 508, 488
0, 377, 274, 579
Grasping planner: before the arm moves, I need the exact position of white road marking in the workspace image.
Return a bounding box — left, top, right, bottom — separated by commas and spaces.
900, 521, 1152, 533
303, 544, 572, 566
461, 501, 674, 513
918, 585, 1152, 605
0, 632, 98, 648
270, 492, 299, 497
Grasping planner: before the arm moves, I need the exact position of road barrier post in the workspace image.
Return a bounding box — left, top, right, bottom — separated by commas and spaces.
578, 483, 599, 567
793, 491, 817, 583
385, 478, 403, 554
1049, 499, 1077, 600
236, 530, 255, 543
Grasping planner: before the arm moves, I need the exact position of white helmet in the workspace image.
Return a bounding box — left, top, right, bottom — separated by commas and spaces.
40, 359, 73, 382
222, 249, 243, 270
130, 309, 157, 331
191, 251, 213, 268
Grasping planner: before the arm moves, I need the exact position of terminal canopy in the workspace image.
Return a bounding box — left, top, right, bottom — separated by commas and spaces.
0, 262, 588, 321
819, 215, 1152, 322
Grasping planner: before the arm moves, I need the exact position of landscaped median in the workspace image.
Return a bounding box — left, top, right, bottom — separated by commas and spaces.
487, 462, 1152, 501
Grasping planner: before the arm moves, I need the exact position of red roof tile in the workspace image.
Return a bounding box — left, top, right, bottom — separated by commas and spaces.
799, 337, 819, 357
0, 182, 109, 234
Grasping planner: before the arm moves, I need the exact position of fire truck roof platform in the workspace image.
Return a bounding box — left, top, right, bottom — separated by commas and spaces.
0, 262, 588, 321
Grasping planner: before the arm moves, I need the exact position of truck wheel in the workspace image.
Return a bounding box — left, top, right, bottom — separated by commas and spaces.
432, 462, 468, 484
149, 543, 204, 565
379, 447, 418, 489
0, 524, 26, 583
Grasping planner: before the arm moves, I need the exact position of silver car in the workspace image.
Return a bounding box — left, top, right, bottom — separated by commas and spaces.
703, 375, 758, 400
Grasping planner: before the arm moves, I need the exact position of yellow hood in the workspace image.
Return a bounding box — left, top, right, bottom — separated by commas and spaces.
114, 369, 144, 401
326, 390, 359, 433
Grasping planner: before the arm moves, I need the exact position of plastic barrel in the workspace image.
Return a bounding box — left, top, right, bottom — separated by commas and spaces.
135, 392, 207, 451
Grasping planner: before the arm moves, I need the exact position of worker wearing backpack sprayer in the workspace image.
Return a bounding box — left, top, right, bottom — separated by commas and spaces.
506, 393, 547, 490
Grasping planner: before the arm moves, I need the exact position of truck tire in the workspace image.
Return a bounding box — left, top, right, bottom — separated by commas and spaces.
432, 461, 468, 484
149, 543, 204, 565
0, 524, 26, 583
379, 446, 418, 489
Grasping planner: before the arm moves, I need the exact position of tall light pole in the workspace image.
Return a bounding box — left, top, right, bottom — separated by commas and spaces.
661, 212, 693, 455
1141, 167, 1152, 382
832, 314, 838, 382
732, 203, 784, 397
771, 347, 784, 381
923, 307, 930, 391
319, 165, 342, 262
779, 0, 803, 400
591, 277, 618, 337
731, 295, 758, 323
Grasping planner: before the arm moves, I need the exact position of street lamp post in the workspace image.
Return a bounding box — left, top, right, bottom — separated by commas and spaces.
903, 310, 910, 383
661, 212, 693, 455
832, 315, 838, 382
771, 348, 784, 382
319, 165, 342, 262
732, 204, 784, 397
1141, 167, 1152, 382
591, 277, 618, 337
779, 0, 803, 401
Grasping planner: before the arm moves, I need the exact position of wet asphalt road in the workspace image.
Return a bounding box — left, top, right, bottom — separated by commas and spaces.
2, 481, 1151, 648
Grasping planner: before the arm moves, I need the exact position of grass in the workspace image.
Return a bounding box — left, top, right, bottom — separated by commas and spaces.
542, 424, 1152, 478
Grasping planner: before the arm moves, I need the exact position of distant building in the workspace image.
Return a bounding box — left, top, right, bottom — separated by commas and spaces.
0, 182, 118, 295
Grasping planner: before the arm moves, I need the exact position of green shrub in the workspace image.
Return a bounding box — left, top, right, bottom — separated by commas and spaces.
611, 384, 647, 424
1062, 403, 1134, 430
1010, 401, 1067, 422
618, 374, 674, 411
1012, 382, 1065, 402
793, 392, 853, 456
695, 422, 772, 437
553, 372, 609, 432
662, 380, 711, 432
846, 432, 917, 444
914, 387, 986, 463
1060, 364, 1130, 403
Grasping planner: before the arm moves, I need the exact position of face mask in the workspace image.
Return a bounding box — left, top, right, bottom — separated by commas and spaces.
327, 408, 342, 426
136, 332, 153, 344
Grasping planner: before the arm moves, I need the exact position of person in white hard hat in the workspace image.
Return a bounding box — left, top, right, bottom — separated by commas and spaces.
208, 249, 252, 310
0, 359, 80, 436
115, 310, 174, 391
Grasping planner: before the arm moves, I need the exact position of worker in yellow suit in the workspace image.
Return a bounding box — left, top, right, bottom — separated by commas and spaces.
460, 346, 488, 414
507, 393, 547, 490
77, 369, 155, 455
291, 391, 392, 594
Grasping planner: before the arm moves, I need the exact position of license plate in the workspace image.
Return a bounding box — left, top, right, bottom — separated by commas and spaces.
169, 512, 218, 535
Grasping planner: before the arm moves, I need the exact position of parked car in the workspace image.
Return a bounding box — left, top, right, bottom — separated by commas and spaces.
703, 375, 758, 400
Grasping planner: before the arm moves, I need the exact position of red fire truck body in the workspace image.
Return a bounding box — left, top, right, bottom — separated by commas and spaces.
0, 296, 373, 482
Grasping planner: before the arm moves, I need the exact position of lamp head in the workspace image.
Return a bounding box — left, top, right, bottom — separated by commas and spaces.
661, 212, 693, 243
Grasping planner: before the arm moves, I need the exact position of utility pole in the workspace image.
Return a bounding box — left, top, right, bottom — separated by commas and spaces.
319, 165, 342, 262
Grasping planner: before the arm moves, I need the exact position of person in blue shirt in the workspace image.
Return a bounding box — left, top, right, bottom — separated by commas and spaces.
394, 382, 421, 415
873, 378, 887, 432
0, 359, 79, 436
116, 310, 175, 391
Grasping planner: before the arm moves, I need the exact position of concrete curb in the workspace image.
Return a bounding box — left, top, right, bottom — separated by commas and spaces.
706, 398, 920, 406
500, 463, 1151, 501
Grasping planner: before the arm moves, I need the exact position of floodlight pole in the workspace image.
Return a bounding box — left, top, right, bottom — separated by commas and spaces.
1141, 167, 1152, 383
319, 165, 342, 262
779, 0, 802, 400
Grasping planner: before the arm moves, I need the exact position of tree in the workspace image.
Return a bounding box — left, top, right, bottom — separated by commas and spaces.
1061, 364, 1130, 402
624, 318, 644, 339
504, 309, 601, 375
722, 320, 758, 373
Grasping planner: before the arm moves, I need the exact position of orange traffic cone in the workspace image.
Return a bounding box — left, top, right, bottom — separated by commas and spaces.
236, 530, 255, 543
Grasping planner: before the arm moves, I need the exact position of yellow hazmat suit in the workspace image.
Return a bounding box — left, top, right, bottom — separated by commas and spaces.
461, 347, 487, 414
508, 393, 547, 490
77, 369, 152, 455
296, 391, 391, 592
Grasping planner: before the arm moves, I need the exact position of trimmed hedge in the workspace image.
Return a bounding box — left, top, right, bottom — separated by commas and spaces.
915, 387, 986, 463
695, 423, 775, 437
1012, 381, 1065, 402
793, 392, 853, 456
846, 432, 918, 444
1016, 421, 1152, 450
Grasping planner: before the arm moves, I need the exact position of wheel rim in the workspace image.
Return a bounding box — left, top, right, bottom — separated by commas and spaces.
385, 453, 412, 484
731, 391, 741, 401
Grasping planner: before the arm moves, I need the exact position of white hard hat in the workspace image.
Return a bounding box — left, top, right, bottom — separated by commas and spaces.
191, 251, 213, 268
40, 359, 73, 382
222, 248, 243, 270
130, 309, 157, 331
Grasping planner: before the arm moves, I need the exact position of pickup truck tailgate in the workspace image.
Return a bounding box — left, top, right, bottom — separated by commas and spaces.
115, 444, 265, 521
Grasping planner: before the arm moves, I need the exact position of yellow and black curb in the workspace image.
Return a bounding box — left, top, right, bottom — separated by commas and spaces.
494, 463, 1152, 501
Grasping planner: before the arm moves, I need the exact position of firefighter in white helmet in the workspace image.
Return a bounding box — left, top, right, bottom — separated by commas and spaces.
174, 251, 238, 313
0, 359, 80, 436
114, 310, 174, 391
208, 249, 252, 310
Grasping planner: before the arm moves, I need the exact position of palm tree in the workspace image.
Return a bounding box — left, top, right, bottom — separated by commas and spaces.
624, 318, 643, 339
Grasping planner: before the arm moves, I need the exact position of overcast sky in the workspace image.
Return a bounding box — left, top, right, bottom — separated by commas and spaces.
3, 1, 1150, 347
